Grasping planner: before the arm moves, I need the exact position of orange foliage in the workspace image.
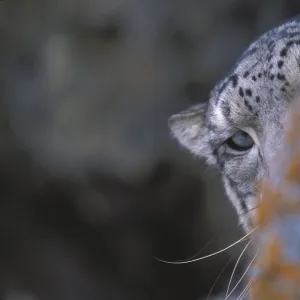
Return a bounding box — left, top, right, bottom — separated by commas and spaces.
251, 96, 300, 299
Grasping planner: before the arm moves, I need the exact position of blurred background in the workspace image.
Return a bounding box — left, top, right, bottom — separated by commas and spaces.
1, 1, 300, 299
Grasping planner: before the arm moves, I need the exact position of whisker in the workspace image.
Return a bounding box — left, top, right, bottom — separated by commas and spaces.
226, 239, 252, 296
224, 251, 258, 300
241, 289, 251, 300
153, 228, 256, 265
237, 281, 252, 300
205, 256, 233, 300
176, 238, 215, 262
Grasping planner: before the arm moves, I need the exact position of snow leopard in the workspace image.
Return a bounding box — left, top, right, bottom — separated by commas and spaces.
169, 15, 300, 232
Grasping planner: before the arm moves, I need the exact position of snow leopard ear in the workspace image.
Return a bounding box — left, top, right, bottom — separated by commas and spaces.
168, 103, 211, 158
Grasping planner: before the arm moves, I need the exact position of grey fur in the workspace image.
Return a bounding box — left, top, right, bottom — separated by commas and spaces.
169, 15, 300, 231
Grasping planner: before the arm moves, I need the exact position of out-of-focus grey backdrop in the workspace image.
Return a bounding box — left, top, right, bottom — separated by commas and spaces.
1, 1, 300, 299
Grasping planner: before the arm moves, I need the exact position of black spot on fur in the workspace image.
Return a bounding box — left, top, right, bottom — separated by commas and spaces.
270, 74, 274, 80
255, 112, 259, 117
243, 71, 250, 78
222, 103, 231, 117
239, 87, 244, 97
212, 148, 218, 157
244, 99, 253, 112
280, 48, 287, 57
258, 73, 262, 78
269, 64, 273, 69
245, 89, 252, 97
240, 199, 248, 213
286, 41, 294, 47
277, 60, 284, 68
277, 73, 286, 81
255, 96, 260, 103
251, 75, 257, 81
218, 159, 225, 169
229, 74, 238, 88
281, 87, 286, 92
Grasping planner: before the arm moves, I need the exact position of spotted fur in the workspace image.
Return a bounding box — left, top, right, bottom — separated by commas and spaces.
169, 15, 300, 232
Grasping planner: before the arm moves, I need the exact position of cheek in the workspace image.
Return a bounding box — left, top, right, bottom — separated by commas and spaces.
223, 178, 256, 231
224, 151, 261, 184
243, 196, 259, 232
224, 153, 263, 199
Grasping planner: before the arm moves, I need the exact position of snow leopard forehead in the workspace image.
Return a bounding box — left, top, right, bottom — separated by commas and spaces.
206, 16, 300, 145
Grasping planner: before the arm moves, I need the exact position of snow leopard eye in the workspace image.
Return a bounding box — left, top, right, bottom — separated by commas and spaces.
225, 131, 254, 153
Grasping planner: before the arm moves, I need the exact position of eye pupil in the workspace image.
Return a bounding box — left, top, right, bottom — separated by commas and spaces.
226, 131, 254, 152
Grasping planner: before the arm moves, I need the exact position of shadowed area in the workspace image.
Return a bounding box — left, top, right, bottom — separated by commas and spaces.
2, 1, 300, 299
